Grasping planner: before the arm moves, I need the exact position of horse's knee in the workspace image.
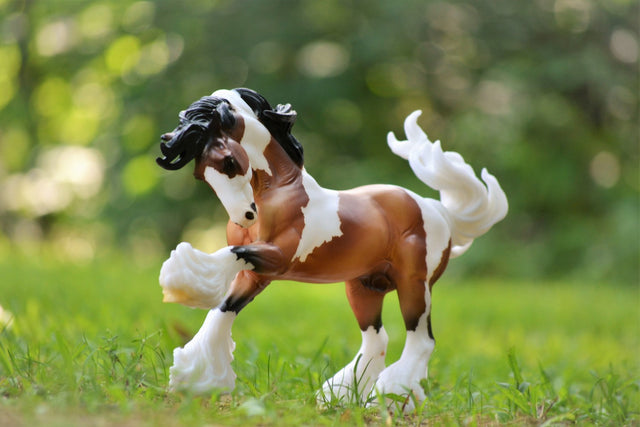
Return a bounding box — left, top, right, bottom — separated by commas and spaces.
219, 271, 270, 314
230, 244, 286, 275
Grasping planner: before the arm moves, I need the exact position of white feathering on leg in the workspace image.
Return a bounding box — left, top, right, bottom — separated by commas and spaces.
159, 243, 252, 309
318, 326, 388, 405
374, 311, 434, 413
169, 309, 237, 393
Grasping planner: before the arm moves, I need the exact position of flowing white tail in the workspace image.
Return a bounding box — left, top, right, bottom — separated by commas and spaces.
388, 111, 508, 258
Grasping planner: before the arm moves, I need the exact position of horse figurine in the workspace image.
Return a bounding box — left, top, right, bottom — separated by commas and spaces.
156, 88, 508, 410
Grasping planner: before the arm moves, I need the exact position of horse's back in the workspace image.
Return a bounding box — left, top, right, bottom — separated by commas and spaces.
340, 184, 426, 232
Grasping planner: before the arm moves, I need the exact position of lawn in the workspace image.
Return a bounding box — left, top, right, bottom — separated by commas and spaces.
0, 250, 638, 425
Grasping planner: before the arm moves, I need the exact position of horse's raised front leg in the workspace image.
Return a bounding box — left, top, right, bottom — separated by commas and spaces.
167, 241, 283, 394
159, 242, 253, 309
318, 279, 388, 406
169, 270, 271, 393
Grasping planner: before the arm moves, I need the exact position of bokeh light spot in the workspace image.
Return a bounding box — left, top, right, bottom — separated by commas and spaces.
78, 3, 113, 40
135, 38, 170, 76
36, 18, 77, 56
61, 108, 100, 146
122, 156, 159, 196
297, 41, 349, 78
590, 151, 620, 189
0, 44, 20, 109
606, 86, 635, 120
0, 74, 16, 111
73, 82, 116, 118
366, 63, 409, 97
39, 146, 105, 199
122, 115, 155, 153
610, 28, 638, 64
0, 43, 20, 78
33, 77, 71, 118
0, 127, 30, 171
105, 35, 141, 75
249, 41, 285, 74
554, 0, 592, 33
475, 81, 513, 116
122, 1, 156, 33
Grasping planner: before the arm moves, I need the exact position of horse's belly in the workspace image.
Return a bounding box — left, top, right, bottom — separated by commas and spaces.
283, 254, 387, 284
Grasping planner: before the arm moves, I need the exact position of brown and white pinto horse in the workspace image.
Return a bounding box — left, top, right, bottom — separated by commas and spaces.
156, 88, 508, 410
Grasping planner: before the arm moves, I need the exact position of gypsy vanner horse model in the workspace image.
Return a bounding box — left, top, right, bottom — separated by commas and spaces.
156, 88, 508, 410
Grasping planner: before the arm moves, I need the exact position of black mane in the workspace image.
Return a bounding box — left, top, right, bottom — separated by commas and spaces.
236, 88, 304, 168
156, 96, 230, 170
157, 88, 304, 171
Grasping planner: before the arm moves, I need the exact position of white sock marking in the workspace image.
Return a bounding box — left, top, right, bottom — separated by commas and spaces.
169, 309, 237, 393
374, 310, 434, 412
319, 326, 388, 404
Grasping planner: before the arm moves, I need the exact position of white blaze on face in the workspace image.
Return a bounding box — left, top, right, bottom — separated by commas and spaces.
204, 166, 256, 228
211, 89, 272, 175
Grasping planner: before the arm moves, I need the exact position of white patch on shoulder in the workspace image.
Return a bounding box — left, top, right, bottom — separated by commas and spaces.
293, 170, 343, 262
212, 89, 272, 175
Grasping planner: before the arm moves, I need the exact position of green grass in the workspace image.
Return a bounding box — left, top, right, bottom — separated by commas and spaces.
0, 249, 638, 426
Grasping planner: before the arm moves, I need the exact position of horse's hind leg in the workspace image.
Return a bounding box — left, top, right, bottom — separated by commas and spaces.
373, 276, 434, 412
318, 279, 388, 405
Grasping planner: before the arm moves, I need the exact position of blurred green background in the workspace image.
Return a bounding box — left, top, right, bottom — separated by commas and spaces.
0, 0, 637, 284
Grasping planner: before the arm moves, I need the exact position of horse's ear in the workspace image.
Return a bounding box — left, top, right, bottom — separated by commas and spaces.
263, 103, 297, 124
236, 88, 304, 167
263, 104, 297, 134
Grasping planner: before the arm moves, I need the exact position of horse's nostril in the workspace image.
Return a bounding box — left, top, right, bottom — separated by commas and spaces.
245, 211, 255, 220
250, 202, 257, 212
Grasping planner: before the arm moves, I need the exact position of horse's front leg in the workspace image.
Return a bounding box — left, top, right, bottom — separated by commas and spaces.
168, 241, 285, 394
169, 270, 271, 393
159, 242, 253, 309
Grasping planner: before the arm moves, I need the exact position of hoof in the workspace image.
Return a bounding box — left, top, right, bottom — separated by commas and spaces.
373, 363, 427, 413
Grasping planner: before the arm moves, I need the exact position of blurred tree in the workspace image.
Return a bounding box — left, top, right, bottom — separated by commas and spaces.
0, 0, 637, 283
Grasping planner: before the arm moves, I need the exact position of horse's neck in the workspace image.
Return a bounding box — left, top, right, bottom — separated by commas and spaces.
251, 141, 304, 194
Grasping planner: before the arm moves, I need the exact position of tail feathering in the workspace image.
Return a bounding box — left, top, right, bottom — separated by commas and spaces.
388, 111, 508, 258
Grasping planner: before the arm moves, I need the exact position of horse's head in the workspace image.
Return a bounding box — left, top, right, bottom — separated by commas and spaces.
158, 88, 306, 227
157, 96, 257, 228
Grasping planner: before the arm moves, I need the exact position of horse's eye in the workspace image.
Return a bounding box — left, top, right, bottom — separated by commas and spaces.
222, 155, 238, 175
